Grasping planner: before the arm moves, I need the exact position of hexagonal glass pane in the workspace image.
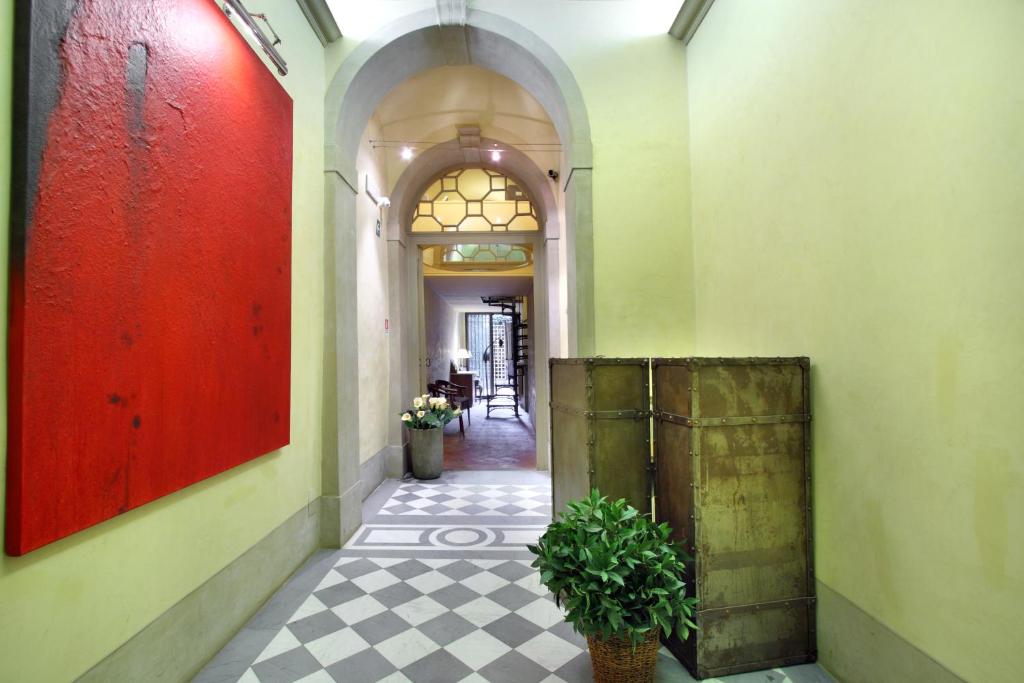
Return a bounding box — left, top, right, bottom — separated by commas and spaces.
482, 200, 515, 225
458, 216, 492, 232
434, 201, 467, 227
436, 191, 462, 203
457, 168, 491, 200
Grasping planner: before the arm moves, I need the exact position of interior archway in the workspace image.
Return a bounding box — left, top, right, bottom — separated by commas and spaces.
384, 137, 562, 479
322, 9, 593, 544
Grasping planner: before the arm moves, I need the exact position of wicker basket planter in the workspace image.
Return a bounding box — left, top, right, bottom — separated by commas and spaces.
588, 627, 662, 683
529, 492, 696, 683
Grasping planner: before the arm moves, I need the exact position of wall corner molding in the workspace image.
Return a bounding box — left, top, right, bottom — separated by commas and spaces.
669, 0, 716, 45
295, 0, 341, 45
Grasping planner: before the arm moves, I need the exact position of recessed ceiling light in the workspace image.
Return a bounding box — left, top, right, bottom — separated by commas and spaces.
400, 146, 413, 161
490, 149, 501, 162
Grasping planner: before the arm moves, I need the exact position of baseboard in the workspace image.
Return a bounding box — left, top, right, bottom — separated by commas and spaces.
384, 443, 407, 479
77, 501, 320, 683
359, 446, 388, 500
816, 579, 965, 683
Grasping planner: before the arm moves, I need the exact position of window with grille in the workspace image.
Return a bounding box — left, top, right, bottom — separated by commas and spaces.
411, 168, 539, 233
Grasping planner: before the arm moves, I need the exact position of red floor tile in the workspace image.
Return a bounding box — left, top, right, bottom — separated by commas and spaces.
442, 404, 536, 470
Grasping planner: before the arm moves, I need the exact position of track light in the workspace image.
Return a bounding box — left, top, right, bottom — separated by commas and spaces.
223, 0, 288, 76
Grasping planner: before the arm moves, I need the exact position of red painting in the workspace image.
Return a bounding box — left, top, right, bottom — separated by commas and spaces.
6, 0, 293, 555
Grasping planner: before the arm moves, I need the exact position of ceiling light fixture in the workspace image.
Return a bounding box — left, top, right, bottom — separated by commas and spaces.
490, 148, 502, 162
369, 140, 561, 152
400, 146, 414, 161
223, 0, 288, 76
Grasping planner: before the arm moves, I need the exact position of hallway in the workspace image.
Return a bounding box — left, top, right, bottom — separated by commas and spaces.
196, 471, 832, 683
3, 2, 1020, 681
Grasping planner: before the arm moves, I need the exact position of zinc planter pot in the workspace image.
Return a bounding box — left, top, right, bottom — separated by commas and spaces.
407, 426, 443, 479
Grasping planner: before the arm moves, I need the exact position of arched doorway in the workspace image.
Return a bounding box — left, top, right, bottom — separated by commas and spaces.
396, 154, 556, 471
322, 9, 593, 544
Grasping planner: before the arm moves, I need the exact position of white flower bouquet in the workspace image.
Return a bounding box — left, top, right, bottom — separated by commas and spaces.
400, 394, 461, 430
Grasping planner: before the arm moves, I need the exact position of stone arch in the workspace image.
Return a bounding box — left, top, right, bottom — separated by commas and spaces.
321, 9, 593, 545
325, 10, 592, 181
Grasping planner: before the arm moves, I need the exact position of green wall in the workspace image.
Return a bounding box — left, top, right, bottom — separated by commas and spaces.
0, 4, 327, 681
686, 1, 1024, 681
485, 0, 696, 357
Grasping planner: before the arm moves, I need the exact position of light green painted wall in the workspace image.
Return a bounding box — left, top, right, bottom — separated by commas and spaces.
686, 2, 1024, 681
0, 4, 327, 682
325, 0, 696, 358
512, 1, 692, 358
479, 0, 695, 357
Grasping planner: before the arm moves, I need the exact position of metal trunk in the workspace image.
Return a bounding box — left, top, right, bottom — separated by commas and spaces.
407, 426, 443, 480
654, 357, 815, 679
548, 357, 816, 679
549, 358, 651, 517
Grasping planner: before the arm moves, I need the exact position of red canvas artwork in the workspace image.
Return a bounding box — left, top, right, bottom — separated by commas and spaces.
6, 0, 293, 555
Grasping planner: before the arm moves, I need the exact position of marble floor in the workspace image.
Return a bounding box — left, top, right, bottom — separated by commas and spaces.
195, 471, 833, 683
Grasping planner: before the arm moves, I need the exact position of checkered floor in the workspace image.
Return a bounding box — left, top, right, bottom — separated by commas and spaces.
377, 482, 551, 518
239, 556, 589, 683
196, 471, 833, 683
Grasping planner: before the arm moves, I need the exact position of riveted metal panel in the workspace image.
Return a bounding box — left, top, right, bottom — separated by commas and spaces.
694, 599, 815, 677
654, 357, 815, 679
550, 358, 651, 518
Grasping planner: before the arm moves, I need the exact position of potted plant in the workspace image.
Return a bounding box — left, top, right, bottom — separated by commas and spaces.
400, 394, 460, 479
528, 490, 697, 683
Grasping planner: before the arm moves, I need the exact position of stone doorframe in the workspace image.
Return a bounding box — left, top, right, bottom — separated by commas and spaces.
388, 137, 561, 487
321, 8, 593, 546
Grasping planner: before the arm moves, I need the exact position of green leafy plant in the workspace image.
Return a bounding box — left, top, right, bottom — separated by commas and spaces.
399, 394, 460, 430
528, 490, 698, 646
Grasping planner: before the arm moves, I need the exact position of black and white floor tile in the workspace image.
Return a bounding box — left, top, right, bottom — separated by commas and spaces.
376, 482, 551, 519
195, 471, 833, 683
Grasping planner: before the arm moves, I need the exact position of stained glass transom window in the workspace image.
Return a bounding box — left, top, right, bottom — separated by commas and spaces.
422, 244, 532, 272
411, 168, 539, 233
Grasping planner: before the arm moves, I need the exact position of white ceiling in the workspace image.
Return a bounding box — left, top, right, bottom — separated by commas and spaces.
424, 275, 532, 309
369, 65, 560, 187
